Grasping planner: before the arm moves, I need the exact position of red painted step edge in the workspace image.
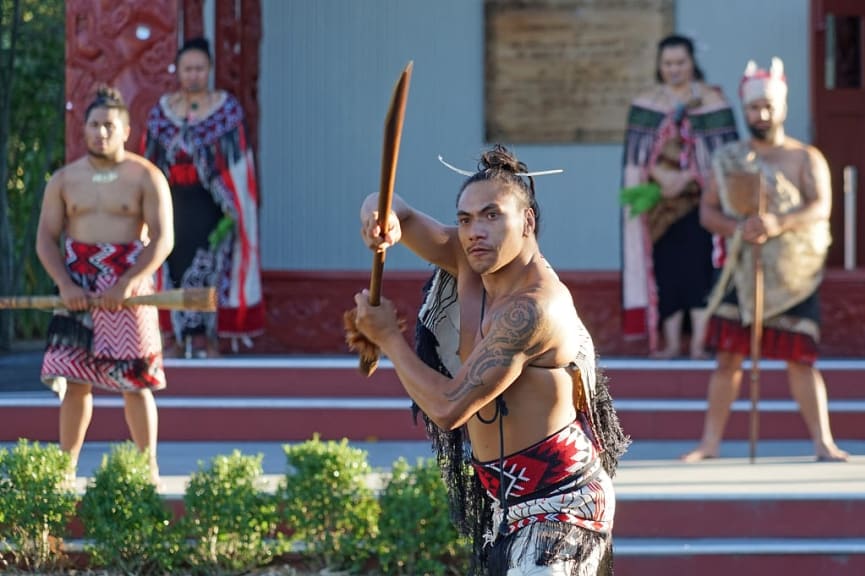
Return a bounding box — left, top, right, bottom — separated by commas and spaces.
152, 365, 865, 400
615, 499, 865, 539
62, 493, 865, 540
613, 555, 865, 576
1, 406, 862, 442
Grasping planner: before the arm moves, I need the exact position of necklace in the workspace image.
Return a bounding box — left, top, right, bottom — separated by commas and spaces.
92, 170, 118, 184
88, 157, 119, 184
175, 91, 211, 122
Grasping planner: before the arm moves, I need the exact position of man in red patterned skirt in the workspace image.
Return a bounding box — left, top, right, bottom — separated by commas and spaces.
36, 87, 174, 484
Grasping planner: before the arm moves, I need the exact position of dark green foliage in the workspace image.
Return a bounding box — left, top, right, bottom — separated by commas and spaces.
181, 450, 279, 575
0, 440, 474, 574
0, 439, 77, 571
0, 0, 65, 346
377, 458, 469, 575
78, 442, 179, 575
281, 436, 380, 573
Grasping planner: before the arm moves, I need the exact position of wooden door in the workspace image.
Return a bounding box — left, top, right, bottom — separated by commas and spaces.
813, 0, 865, 268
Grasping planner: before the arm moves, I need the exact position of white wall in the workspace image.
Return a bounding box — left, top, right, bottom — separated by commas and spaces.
258, 0, 811, 271
678, 0, 811, 142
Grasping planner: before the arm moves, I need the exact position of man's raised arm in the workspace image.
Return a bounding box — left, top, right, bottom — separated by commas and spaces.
355, 290, 545, 430
360, 192, 461, 276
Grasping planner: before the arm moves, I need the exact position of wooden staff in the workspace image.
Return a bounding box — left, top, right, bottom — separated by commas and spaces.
749, 175, 766, 463
359, 61, 413, 376
0, 287, 216, 312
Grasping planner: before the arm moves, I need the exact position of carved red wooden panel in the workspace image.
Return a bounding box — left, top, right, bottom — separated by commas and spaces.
182, 0, 205, 39
253, 270, 865, 358
65, 0, 179, 162
214, 0, 262, 164
253, 271, 644, 356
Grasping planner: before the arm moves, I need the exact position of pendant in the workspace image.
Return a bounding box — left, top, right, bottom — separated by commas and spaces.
92, 171, 119, 184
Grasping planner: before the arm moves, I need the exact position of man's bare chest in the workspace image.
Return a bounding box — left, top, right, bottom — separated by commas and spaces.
64, 180, 141, 217
755, 150, 804, 190
455, 275, 484, 361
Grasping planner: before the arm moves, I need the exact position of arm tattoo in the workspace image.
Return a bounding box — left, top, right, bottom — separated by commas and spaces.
445, 295, 544, 403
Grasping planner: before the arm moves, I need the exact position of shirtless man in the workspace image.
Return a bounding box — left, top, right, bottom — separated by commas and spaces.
351, 146, 623, 575
682, 58, 848, 463
36, 87, 174, 483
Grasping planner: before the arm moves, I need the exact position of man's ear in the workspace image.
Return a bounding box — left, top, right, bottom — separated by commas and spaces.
524, 208, 536, 237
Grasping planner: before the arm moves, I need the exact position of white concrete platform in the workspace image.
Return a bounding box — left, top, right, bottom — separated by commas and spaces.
7, 439, 857, 499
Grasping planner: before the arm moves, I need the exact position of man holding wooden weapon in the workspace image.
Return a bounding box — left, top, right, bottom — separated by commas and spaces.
682, 58, 849, 463
349, 145, 628, 575
33, 87, 174, 484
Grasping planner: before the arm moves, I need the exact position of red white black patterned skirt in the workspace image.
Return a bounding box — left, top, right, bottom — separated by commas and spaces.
41, 239, 165, 396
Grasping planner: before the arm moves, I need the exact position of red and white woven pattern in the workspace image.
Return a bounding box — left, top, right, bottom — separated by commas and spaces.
41, 346, 165, 393
41, 239, 166, 393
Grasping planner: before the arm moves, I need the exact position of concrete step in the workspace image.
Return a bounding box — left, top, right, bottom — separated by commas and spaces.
3, 356, 863, 442
603, 358, 865, 400
47, 536, 865, 575
9, 438, 852, 485
0, 393, 422, 442
612, 540, 865, 576
151, 357, 865, 400
617, 497, 865, 539
616, 398, 865, 440
614, 450, 865, 540
2, 392, 863, 442
7, 355, 864, 400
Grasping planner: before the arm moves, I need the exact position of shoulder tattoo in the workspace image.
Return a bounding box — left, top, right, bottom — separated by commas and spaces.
445, 295, 544, 402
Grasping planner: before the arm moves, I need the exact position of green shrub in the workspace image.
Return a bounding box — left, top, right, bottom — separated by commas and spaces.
377, 458, 469, 575
281, 436, 379, 573
181, 450, 279, 575
0, 439, 77, 571
78, 442, 178, 574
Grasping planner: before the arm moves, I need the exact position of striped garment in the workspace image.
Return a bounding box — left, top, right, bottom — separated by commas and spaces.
41, 238, 165, 397
621, 99, 739, 348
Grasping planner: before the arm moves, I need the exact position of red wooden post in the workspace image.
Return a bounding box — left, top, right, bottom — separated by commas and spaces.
214, 0, 261, 167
